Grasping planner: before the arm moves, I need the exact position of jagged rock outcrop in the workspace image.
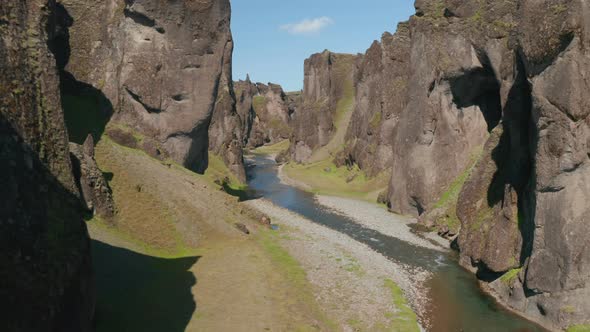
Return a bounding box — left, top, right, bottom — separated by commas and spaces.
58, 0, 243, 176
386, 1, 503, 218
70, 135, 116, 220
289, 51, 358, 163
368, 0, 589, 329
337, 24, 411, 177
234, 77, 293, 148
207, 48, 245, 181
0, 1, 93, 330
497, 0, 589, 328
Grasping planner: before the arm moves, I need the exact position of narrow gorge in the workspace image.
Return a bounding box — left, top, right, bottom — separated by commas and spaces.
1, 0, 588, 331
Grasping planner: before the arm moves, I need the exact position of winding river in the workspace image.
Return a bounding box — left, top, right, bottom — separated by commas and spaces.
246, 155, 547, 332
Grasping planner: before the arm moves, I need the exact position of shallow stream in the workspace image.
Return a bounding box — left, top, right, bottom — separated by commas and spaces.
246, 155, 547, 332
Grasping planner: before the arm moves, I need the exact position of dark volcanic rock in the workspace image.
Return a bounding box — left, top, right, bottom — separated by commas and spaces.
329, 0, 589, 329
0, 1, 93, 330
208, 49, 246, 181
452, 1, 590, 328
234, 78, 293, 149
515, 0, 590, 328
387, 0, 510, 217
289, 51, 358, 163
58, 0, 243, 176
70, 135, 116, 220
106, 127, 139, 149
338, 24, 411, 177
373, 0, 590, 329
457, 126, 523, 273
234, 223, 250, 235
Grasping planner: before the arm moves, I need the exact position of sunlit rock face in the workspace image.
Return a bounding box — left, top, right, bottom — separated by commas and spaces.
234, 78, 293, 149
289, 50, 358, 163
365, 0, 590, 329
59, 0, 242, 176
336, 24, 412, 178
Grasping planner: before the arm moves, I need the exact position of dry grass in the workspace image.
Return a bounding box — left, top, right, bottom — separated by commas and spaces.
95, 138, 244, 254
91, 138, 335, 331
96, 139, 189, 253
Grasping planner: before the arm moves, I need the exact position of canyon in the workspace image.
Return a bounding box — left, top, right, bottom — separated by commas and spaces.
279, 1, 590, 330
1, 0, 588, 331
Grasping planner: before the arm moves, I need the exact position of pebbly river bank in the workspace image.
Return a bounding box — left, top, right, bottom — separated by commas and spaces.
245, 155, 549, 332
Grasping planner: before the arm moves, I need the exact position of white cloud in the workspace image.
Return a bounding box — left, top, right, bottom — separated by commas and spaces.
280, 16, 334, 35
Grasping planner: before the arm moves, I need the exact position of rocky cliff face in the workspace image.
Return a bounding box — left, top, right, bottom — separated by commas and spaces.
290, 51, 357, 163
294, 0, 588, 328
70, 135, 116, 220
493, 0, 590, 327
58, 0, 243, 176
365, 0, 590, 329
0, 1, 93, 330
386, 2, 501, 218
207, 46, 245, 181
234, 78, 293, 148
337, 25, 411, 177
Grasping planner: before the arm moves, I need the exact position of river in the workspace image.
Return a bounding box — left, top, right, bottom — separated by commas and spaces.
245, 155, 547, 332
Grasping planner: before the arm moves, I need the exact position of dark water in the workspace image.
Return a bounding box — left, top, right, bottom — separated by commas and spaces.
246, 156, 547, 332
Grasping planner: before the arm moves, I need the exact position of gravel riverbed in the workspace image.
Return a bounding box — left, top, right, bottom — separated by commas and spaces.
315, 196, 449, 251
245, 198, 431, 331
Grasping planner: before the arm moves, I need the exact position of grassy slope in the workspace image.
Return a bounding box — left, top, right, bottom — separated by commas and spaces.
276, 56, 388, 202
250, 139, 290, 156
384, 279, 421, 332
283, 159, 389, 202
91, 138, 333, 331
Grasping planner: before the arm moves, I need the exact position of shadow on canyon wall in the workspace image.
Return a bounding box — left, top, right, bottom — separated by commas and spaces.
48, 3, 113, 145
0, 113, 92, 332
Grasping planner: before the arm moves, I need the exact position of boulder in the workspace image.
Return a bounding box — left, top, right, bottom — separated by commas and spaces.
235, 223, 250, 235
70, 135, 116, 220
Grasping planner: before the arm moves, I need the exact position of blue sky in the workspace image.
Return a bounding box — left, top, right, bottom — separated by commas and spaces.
231, 0, 415, 92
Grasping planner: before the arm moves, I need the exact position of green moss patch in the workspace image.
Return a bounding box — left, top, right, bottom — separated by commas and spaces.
431, 147, 483, 232
567, 325, 590, 332
251, 139, 291, 156
283, 159, 389, 202
252, 95, 267, 113
205, 153, 246, 190
94, 139, 196, 256
499, 268, 521, 285
384, 279, 420, 332
370, 112, 382, 130
258, 229, 337, 330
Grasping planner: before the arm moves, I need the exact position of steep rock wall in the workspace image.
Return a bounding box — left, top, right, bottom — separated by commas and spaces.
387, 0, 507, 217
234, 78, 293, 148
338, 24, 411, 177
492, 0, 590, 328
207, 44, 245, 181
0, 1, 93, 330
289, 51, 358, 163
58, 0, 243, 176
373, 0, 589, 329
